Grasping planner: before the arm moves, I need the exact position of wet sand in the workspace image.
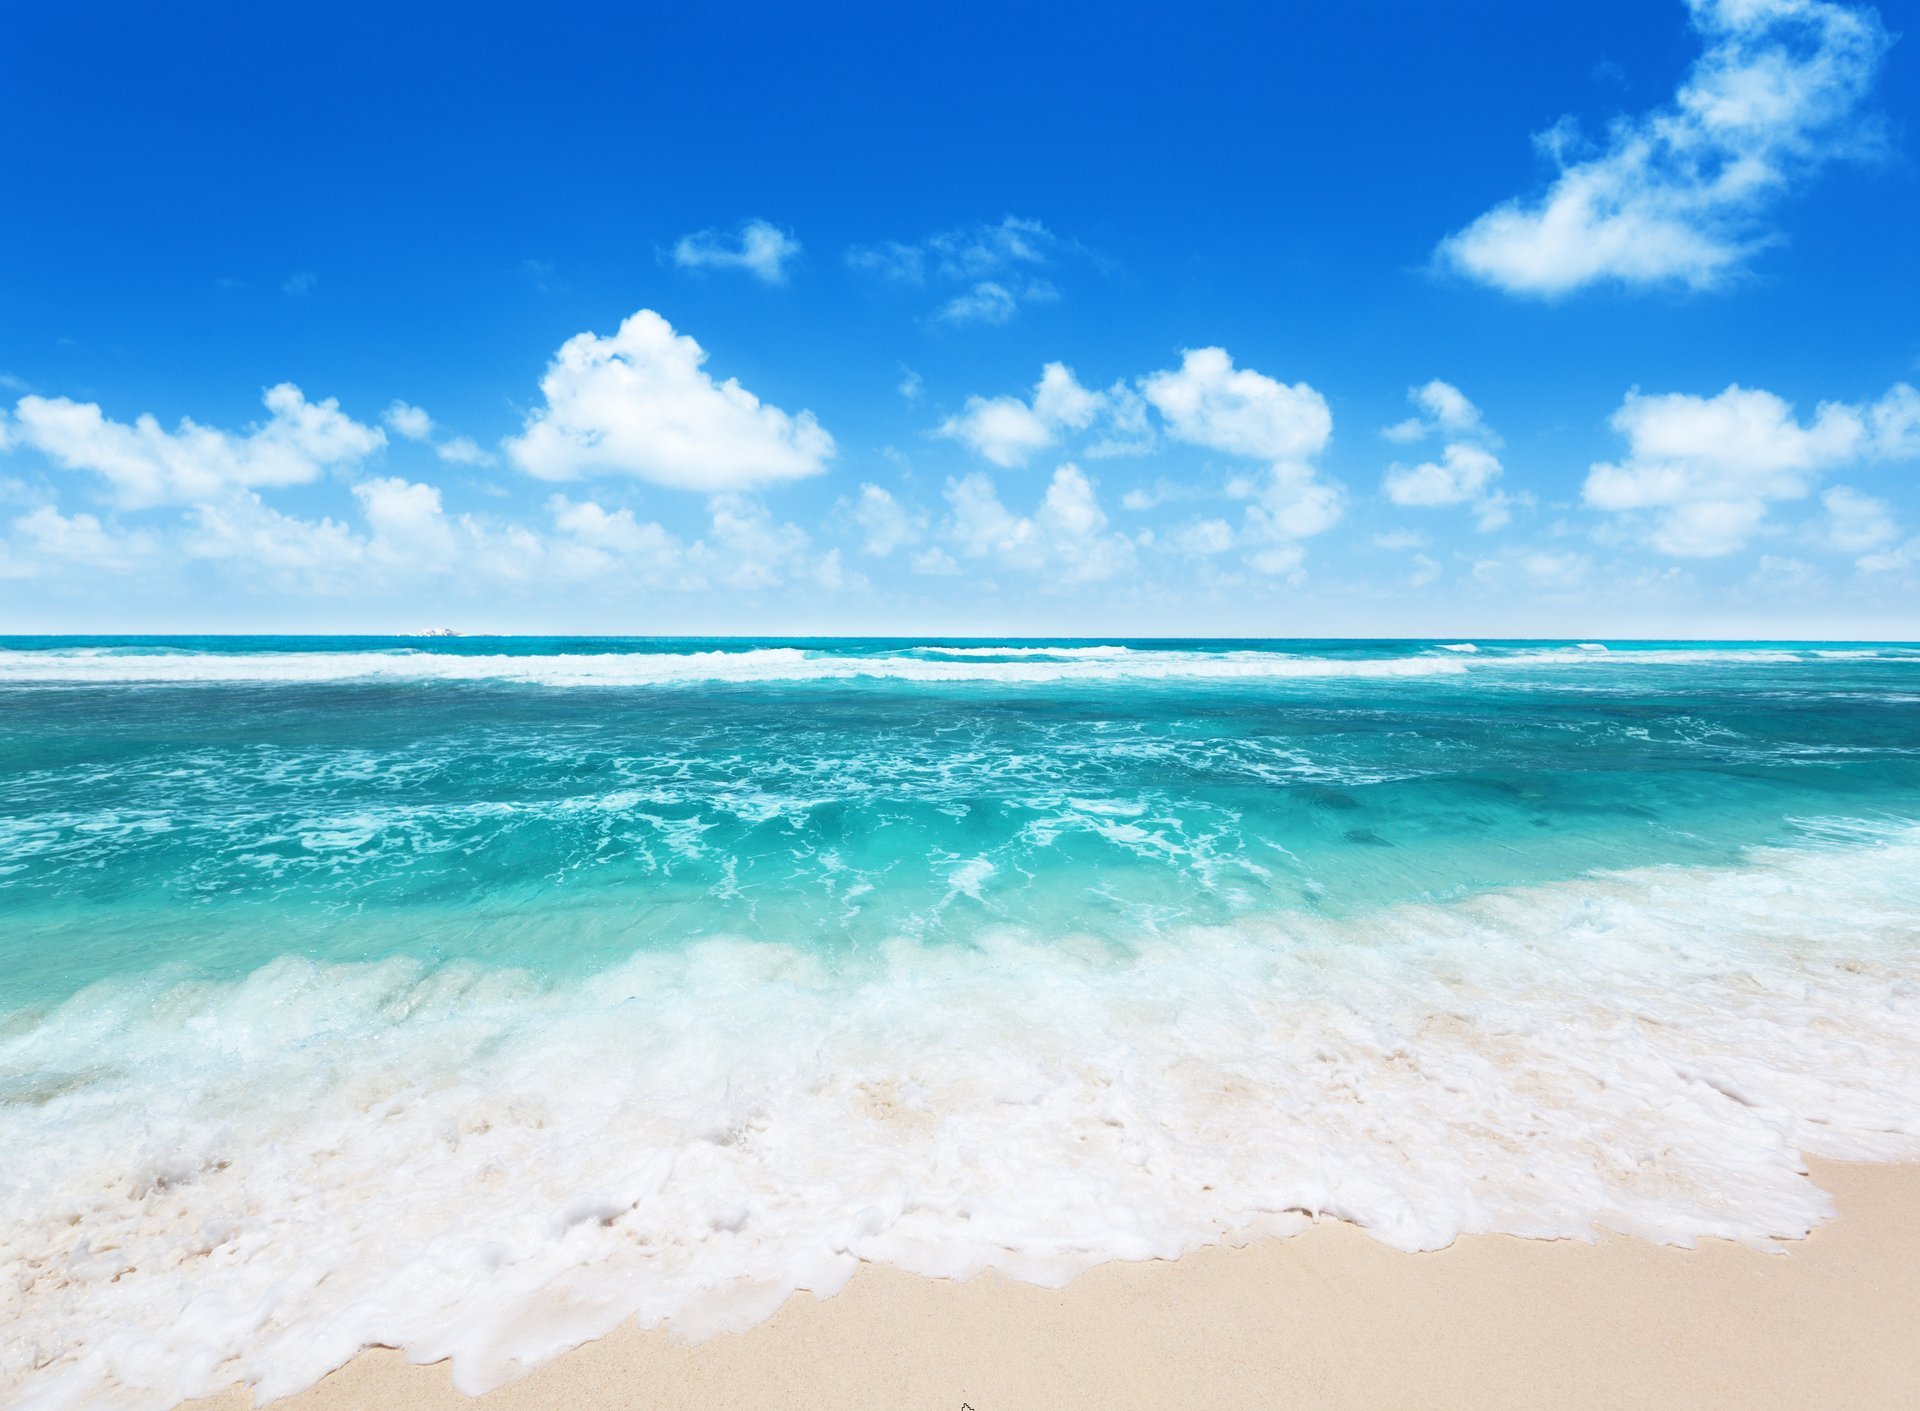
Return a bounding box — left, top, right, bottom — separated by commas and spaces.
191, 1157, 1920, 1411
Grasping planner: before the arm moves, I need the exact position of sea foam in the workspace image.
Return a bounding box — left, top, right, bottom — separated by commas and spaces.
4, 641, 1918, 690
0, 645, 1469, 687
4, 829, 1919, 1409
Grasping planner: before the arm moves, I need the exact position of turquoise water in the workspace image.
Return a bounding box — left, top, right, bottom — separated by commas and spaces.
5, 637, 1918, 1004
4, 638, 1920, 1409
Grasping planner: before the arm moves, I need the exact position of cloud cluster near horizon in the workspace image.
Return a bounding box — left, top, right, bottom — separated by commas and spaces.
3, 293, 1917, 611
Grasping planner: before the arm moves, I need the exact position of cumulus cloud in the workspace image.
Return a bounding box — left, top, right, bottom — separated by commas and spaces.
383, 401, 434, 441
1385, 443, 1504, 507
943, 347, 1341, 573
353, 476, 459, 567
1582, 381, 1919, 555
9, 384, 385, 508
847, 216, 1072, 325
1143, 347, 1332, 462
505, 308, 833, 491
671, 219, 802, 285
1439, 0, 1890, 296
1383, 379, 1500, 445
1379, 381, 1521, 531
547, 495, 679, 558
939, 362, 1107, 467
1137, 347, 1343, 571
942, 465, 1136, 583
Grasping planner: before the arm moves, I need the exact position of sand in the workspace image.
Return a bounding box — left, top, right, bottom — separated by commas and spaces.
190, 1156, 1919, 1411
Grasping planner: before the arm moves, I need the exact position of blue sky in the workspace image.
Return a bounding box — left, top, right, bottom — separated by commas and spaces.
2, 0, 1917, 636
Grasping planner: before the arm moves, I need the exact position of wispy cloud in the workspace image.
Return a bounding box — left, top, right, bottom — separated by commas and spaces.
1438, 0, 1890, 296
847, 216, 1078, 326
671, 218, 802, 285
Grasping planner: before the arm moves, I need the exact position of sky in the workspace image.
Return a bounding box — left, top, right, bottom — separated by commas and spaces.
2, 0, 1918, 637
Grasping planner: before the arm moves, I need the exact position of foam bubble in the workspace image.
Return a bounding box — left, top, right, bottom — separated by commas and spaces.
4, 830, 1919, 1409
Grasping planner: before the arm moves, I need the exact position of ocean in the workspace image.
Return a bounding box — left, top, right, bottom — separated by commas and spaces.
4, 637, 1919, 1408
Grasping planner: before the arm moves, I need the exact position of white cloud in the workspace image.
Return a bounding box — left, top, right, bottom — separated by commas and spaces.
848, 216, 1072, 325
1820, 485, 1897, 552
1378, 380, 1522, 533
282, 272, 317, 297
671, 219, 802, 285
11, 384, 385, 508
1142, 347, 1331, 462
384, 401, 434, 441
1231, 464, 1345, 566
546, 495, 697, 586
1439, 0, 1889, 295
353, 477, 458, 567
505, 308, 834, 491
938, 282, 1021, 326
383, 402, 496, 467
847, 483, 923, 556
548, 495, 677, 556
939, 361, 1105, 468
1134, 346, 1344, 571
1383, 379, 1498, 445
911, 346, 1349, 574
926, 216, 1059, 282
1384, 443, 1503, 508
897, 366, 924, 401
943, 465, 1136, 584
1583, 382, 1871, 554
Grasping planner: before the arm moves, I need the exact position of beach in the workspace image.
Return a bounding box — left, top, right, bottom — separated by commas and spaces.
5, 638, 1919, 1410
192, 1157, 1920, 1411
11, 0, 1917, 1401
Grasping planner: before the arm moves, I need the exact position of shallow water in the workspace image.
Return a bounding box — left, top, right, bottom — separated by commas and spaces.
3, 638, 1919, 1408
